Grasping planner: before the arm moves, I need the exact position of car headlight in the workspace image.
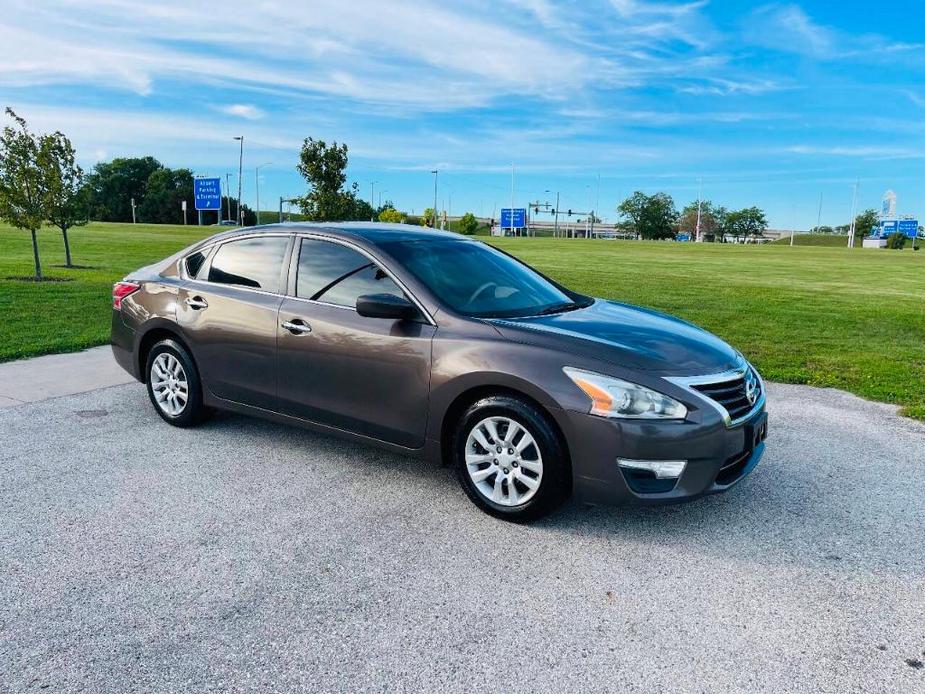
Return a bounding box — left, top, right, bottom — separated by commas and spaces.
563, 367, 688, 420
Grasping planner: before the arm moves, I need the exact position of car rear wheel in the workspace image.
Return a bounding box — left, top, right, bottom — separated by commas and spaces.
453, 395, 570, 522
145, 339, 210, 427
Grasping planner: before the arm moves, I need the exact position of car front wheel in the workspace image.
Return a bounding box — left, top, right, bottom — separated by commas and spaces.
453, 395, 570, 522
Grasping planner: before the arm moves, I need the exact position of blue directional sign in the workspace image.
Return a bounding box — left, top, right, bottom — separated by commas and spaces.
898, 219, 919, 238
877, 220, 898, 238
194, 177, 222, 211
500, 208, 526, 229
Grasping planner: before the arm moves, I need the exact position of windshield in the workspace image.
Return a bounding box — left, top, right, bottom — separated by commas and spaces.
382, 238, 584, 318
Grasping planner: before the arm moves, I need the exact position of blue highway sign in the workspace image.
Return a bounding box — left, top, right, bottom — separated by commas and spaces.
194, 177, 222, 211
500, 208, 526, 229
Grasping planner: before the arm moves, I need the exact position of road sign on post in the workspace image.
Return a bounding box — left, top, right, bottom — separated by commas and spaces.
194, 177, 222, 212
500, 208, 526, 234
898, 220, 919, 238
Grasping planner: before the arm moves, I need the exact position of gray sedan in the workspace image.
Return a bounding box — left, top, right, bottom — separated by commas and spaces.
111, 223, 767, 521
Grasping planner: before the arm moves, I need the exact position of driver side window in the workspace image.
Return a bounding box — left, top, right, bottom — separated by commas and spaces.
297, 238, 403, 309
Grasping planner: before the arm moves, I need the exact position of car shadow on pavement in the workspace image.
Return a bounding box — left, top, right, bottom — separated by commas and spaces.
205, 410, 923, 580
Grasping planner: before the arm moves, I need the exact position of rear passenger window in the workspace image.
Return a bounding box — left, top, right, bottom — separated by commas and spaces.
297, 238, 402, 308
208, 237, 289, 292
185, 251, 206, 278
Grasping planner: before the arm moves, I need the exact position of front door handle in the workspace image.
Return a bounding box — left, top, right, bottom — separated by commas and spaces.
185, 296, 208, 310
282, 319, 312, 335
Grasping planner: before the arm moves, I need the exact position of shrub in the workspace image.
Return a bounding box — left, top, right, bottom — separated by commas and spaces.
378, 207, 403, 223
457, 212, 479, 235
886, 232, 907, 250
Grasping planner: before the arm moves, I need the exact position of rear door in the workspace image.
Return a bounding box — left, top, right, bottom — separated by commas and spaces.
276, 236, 436, 448
177, 234, 292, 410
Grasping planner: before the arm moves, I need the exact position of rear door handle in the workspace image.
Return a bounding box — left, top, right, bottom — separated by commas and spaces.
282, 319, 312, 335
185, 296, 208, 310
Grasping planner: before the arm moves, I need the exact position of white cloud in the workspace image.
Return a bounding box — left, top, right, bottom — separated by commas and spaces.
905, 91, 925, 109
746, 4, 924, 60
786, 145, 925, 159
220, 104, 265, 121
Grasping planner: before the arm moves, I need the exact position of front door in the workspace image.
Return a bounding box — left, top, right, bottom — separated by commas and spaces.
178, 234, 292, 410
276, 237, 435, 449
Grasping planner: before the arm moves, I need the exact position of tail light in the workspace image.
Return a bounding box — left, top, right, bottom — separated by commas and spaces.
113, 281, 140, 310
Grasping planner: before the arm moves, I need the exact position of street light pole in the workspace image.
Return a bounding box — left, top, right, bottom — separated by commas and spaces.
695, 177, 703, 242
847, 179, 859, 248
554, 191, 560, 237
510, 162, 515, 236
431, 170, 438, 228
255, 162, 272, 225
370, 181, 378, 220
225, 173, 232, 223
233, 136, 244, 225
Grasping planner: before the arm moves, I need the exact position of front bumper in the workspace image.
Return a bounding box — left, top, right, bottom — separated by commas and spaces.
566, 407, 767, 506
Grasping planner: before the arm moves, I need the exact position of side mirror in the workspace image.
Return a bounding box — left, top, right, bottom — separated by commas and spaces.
356, 293, 419, 321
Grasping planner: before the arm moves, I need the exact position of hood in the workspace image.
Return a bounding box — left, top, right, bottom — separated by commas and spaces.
489, 299, 741, 375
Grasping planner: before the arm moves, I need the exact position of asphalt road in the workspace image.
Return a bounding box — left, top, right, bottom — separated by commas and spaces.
1, 382, 924, 693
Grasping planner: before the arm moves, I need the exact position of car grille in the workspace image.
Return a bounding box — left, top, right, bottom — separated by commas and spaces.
691, 369, 760, 423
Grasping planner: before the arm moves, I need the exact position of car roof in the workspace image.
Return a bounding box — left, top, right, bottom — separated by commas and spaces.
205, 222, 474, 246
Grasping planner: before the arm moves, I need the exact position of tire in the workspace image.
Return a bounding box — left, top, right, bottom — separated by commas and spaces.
453, 395, 570, 522
144, 338, 211, 427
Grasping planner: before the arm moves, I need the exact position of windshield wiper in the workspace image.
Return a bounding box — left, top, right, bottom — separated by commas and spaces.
534, 301, 581, 316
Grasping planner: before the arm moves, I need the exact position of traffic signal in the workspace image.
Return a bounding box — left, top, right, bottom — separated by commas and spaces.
567, 209, 572, 216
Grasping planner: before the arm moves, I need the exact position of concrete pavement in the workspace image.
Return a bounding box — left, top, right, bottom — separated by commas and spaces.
0, 360, 924, 692
0, 346, 134, 408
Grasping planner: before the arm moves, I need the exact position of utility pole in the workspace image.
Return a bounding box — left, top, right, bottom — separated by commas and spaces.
131, 197, 137, 224
695, 177, 703, 242
431, 170, 438, 229
847, 179, 859, 248
255, 162, 271, 225
234, 136, 244, 225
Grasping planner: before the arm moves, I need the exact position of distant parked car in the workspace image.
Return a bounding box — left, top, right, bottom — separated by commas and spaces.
111, 223, 767, 521
217, 220, 238, 226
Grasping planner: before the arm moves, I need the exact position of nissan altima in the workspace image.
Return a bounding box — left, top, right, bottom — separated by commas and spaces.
111, 223, 767, 521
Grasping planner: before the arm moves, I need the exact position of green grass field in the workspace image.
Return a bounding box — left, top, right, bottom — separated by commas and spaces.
2, 222, 923, 420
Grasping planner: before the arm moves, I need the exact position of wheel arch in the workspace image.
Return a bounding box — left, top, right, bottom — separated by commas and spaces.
136, 324, 195, 383
438, 381, 572, 475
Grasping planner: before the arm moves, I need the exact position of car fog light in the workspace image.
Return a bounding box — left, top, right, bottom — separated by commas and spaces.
617, 459, 687, 479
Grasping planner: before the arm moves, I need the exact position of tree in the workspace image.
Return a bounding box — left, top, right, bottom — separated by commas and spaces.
457, 212, 479, 235
379, 207, 403, 223
0, 109, 50, 279
725, 207, 768, 242
42, 129, 88, 267
617, 191, 678, 239
678, 200, 723, 240
137, 168, 195, 224
853, 209, 878, 243
84, 156, 163, 222
295, 137, 357, 221
421, 208, 436, 228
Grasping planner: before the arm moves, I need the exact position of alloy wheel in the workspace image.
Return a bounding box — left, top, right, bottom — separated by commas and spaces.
150, 352, 189, 417
464, 416, 543, 507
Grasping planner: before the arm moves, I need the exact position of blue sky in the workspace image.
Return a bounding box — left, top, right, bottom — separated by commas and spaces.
2, 0, 923, 228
